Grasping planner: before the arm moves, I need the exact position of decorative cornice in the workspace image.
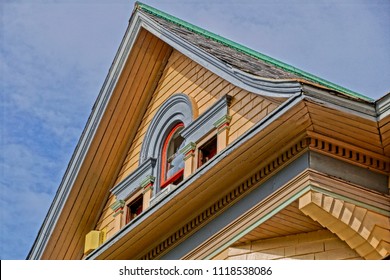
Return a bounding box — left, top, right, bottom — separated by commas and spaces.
141, 132, 390, 259
110, 157, 156, 200
110, 200, 125, 218
141, 138, 308, 259
299, 190, 390, 259
140, 175, 155, 190
180, 142, 197, 156
307, 132, 390, 174
213, 115, 232, 130
140, 93, 195, 164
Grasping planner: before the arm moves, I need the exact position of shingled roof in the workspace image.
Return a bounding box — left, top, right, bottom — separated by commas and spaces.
136, 2, 373, 102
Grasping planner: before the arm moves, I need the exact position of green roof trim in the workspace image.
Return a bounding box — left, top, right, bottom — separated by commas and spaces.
136, 2, 373, 102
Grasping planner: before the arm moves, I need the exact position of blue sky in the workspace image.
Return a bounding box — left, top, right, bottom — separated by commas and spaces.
1, 0, 389, 259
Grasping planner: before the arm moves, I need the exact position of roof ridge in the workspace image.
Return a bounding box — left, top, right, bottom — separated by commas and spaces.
135, 2, 373, 102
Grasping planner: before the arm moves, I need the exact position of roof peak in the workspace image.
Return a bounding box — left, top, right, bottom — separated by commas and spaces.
135, 2, 373, 102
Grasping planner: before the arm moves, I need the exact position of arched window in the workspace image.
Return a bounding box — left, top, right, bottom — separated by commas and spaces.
160, 122, 185, 189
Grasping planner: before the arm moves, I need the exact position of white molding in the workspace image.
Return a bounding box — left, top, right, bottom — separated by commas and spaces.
140, 93, 194, 164
376, 93, 390, 121
302, 84, 377, 122
110, 158, 156, 201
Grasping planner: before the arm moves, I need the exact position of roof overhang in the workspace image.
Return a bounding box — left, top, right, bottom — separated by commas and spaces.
183, 170, 390, 260
86, 88, 388, 259
85, 92, 307, 259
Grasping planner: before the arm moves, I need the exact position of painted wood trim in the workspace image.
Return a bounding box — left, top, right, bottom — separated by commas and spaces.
110, 158, 156, 201
302, 85, 376, 121
299, 190, 390, 259
185, 170, 390, 260
376, 93, 390, 121
160, 122, 185, 186
29, 25, 171, 259
141, 138, 309, 259
307, 131, 390, 174
140, 93, 195, 164
180, 95, 232, 143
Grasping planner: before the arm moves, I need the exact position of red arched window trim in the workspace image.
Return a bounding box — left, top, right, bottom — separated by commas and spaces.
160, 123, 184, 189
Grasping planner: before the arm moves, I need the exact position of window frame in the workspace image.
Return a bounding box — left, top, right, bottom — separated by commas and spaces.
160, 122, 185, 189
194, 132, 218, 169
122, 188, 144, 225
197, 134, 218, 168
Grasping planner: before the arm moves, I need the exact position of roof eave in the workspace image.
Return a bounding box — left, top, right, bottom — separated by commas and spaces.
376, 92, 390, 121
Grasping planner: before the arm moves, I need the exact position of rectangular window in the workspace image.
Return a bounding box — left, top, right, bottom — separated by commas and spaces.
126, 196, 143, 224
198, 135, 217, 167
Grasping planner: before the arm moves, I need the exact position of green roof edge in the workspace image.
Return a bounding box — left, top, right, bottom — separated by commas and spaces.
136, 2, 373, 102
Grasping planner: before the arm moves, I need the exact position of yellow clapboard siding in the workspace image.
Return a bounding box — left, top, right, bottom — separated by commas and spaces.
228, 101, 283, 144
229, 95, 271, 137
310, 113, 381, 146
229, 230, 363, 260
101, 50, 281, 241
96, 195, 116, 229
51, 31, 172, 259
63, 34, 167, 259
116, 51, 278, 182
44, 29, 152, 259
116, 59, 211, 180
114, 56, 195, 181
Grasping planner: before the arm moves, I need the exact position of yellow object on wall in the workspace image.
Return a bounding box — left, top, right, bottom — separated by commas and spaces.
84, 229, 106, 255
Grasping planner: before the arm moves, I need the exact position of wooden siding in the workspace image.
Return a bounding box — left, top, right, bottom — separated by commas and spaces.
41, 29, 172, 259
95, 195, 116, 238
94, 50, 282, 238
235, 201, 324, 243
379, 114, 390, 156
115, 50, 280, 183
95, 101, 313, 259
214, 230, 363, 260
299, 190, 390, 259
305, 101, 383, 154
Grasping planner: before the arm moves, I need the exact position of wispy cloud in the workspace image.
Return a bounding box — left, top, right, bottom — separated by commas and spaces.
1, 1, 130, 259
